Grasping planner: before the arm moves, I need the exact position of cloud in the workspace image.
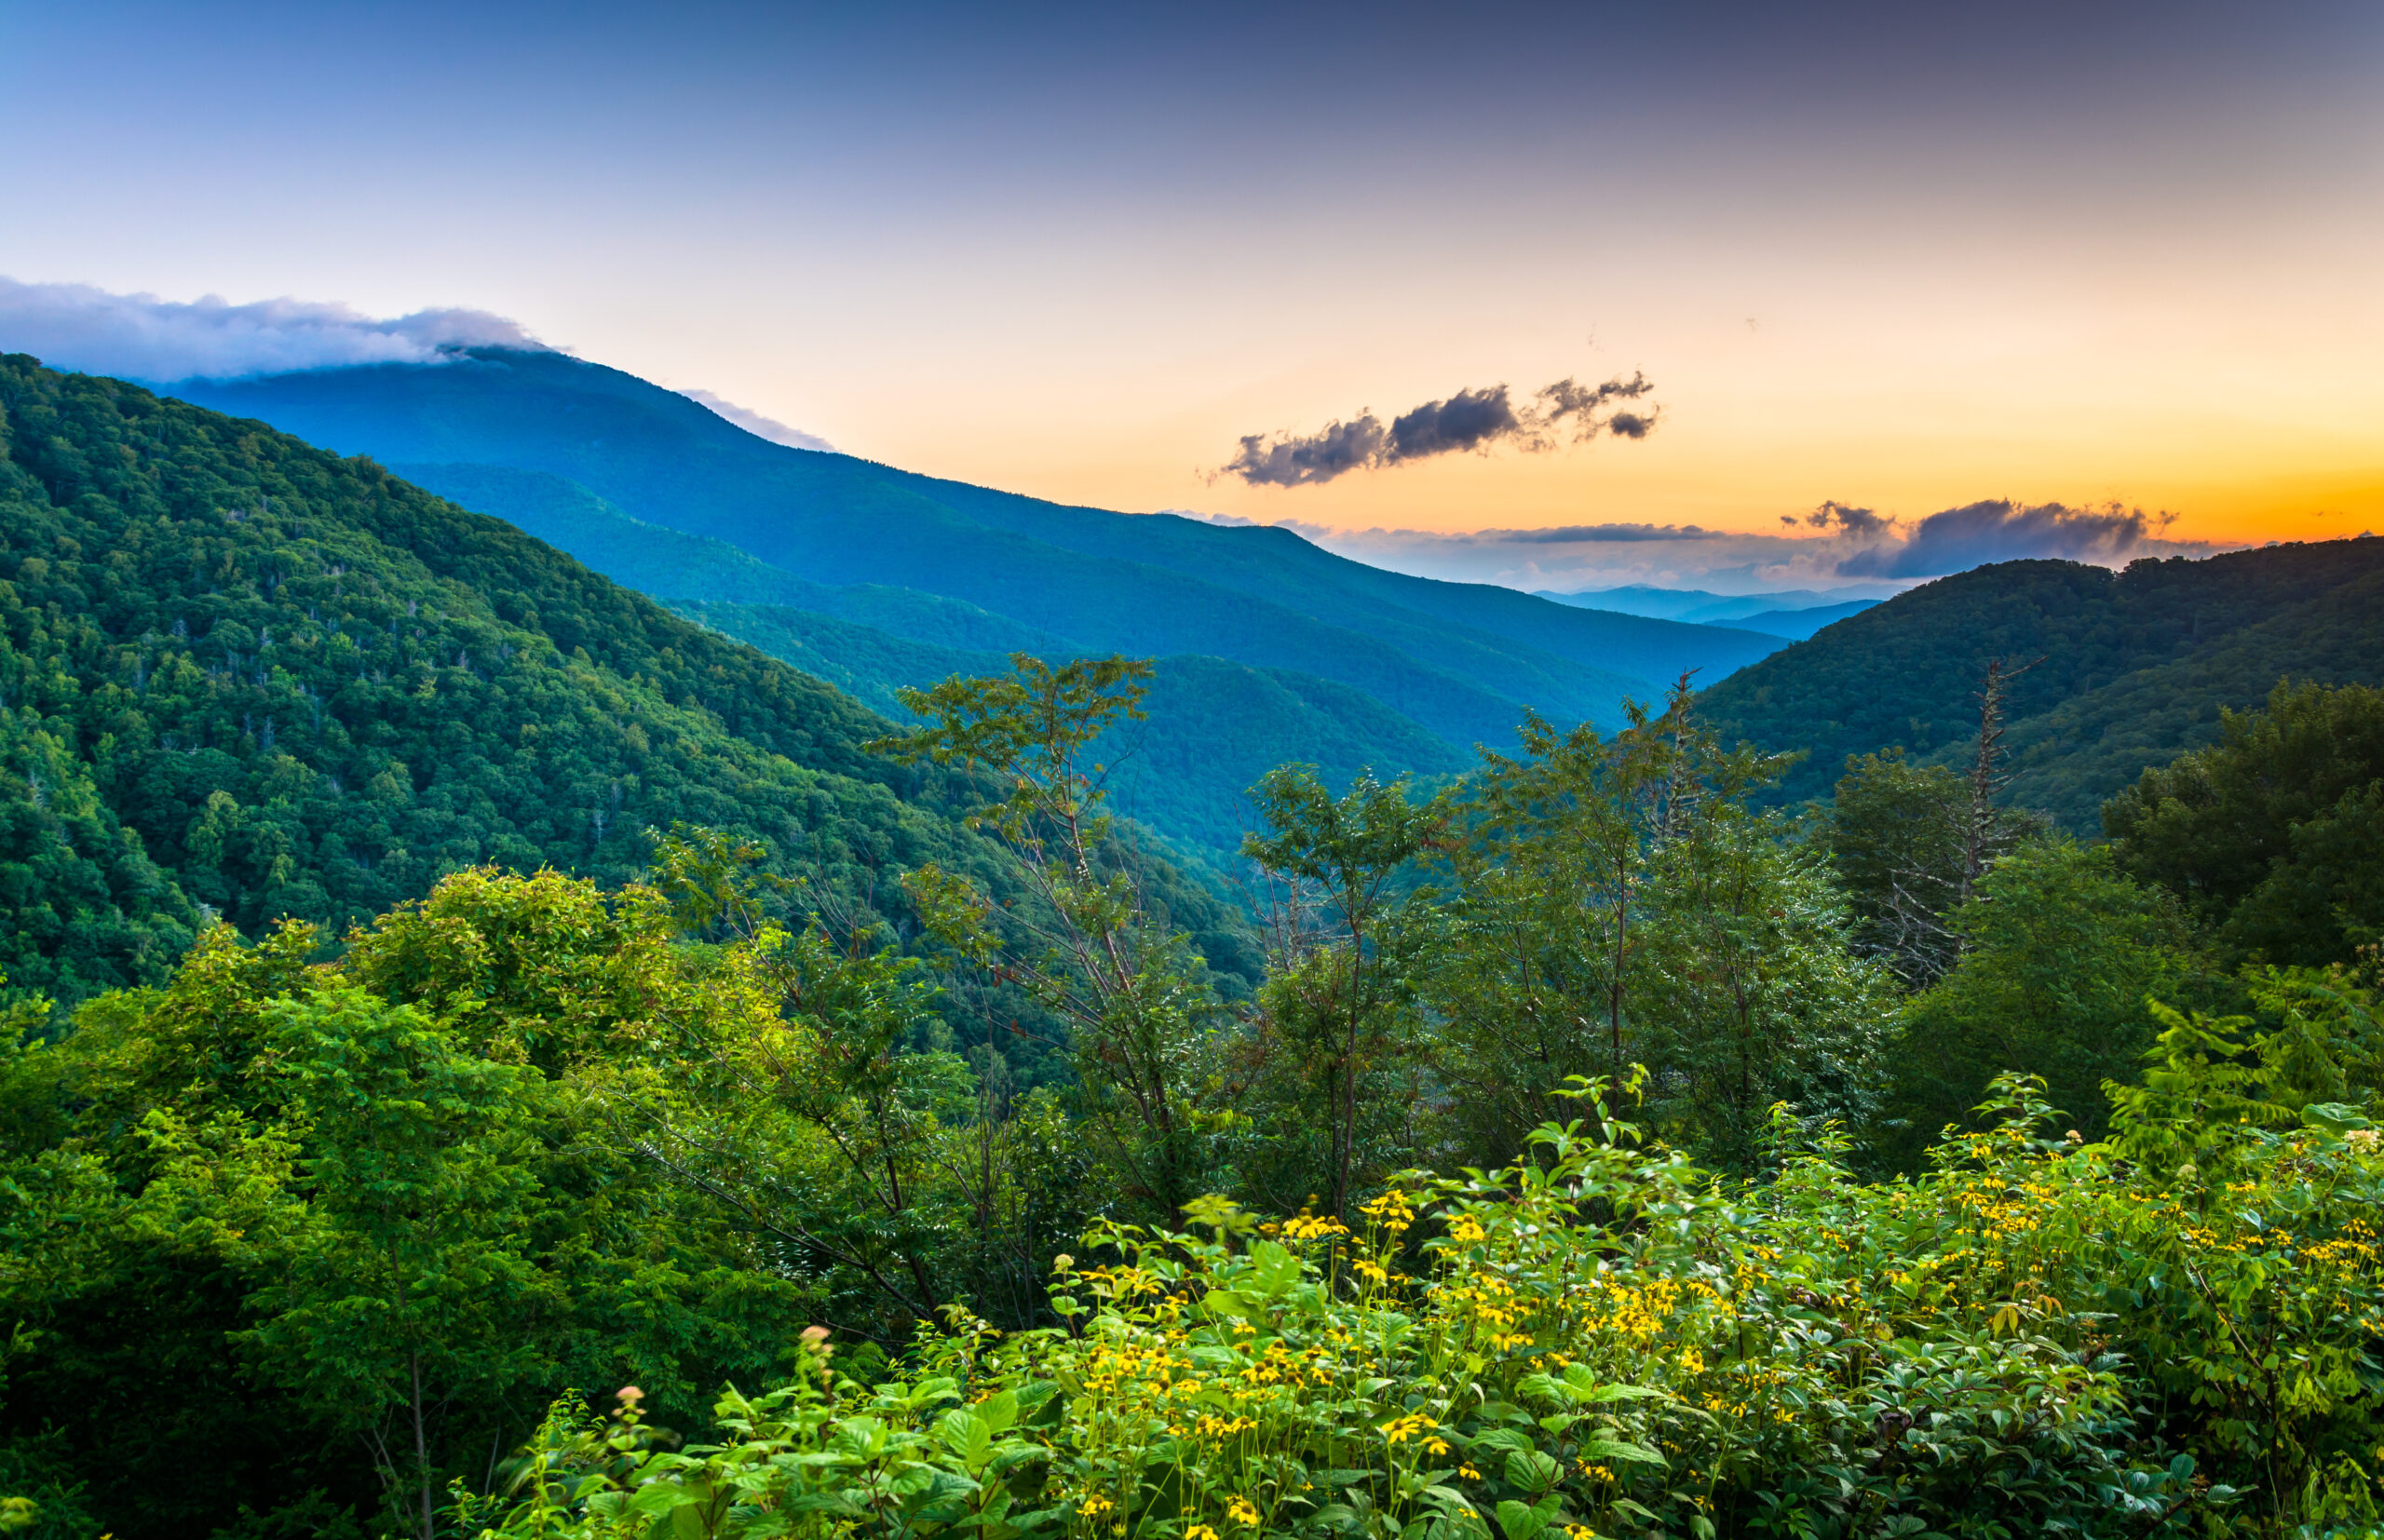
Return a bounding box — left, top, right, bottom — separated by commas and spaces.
1537, 371, 1655, 431
0, 277, 547, 383
1218, 414, 1388, 488
1835, 498, 2184, 577
1456, 521, 1726, 545
1188, 495, 2236, 596
1789, 499, 1895, 538
680, 388, 834, 453
1386, 385, 1523, 461
1216, 371, 1659, 487
1301, 520, 1863, 592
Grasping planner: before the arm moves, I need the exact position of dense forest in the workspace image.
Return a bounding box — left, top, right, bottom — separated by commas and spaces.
1701, 541, 2384, 822
0, 358, 1253, 1015
4, 358, 2383, 1538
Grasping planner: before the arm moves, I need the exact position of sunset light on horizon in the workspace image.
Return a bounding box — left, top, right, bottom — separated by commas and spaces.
1, 1, 2377, 587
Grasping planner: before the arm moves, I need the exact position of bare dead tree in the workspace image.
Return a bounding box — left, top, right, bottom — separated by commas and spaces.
1862, 656, 2048, 985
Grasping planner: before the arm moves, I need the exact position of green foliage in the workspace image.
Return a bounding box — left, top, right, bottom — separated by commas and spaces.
2106, 678, 2384, 966
1418, 686, 1892, 1172
1885, 840, 2220, 1163
240, 988, 550, 1539
877, 656, 1230, 1223
468, 1070, 2384, 1539
0, 353, 1023, 1010
1238, 767, 1445, 1217
1829, 748, 2039, 989
0, 867, 949, 1539
1700, 542, 2384, 820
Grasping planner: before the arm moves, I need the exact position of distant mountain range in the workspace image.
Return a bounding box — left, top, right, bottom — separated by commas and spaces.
1699, 541, 2384, 826
171, 349, 1784, 849
1537, 585, 1888, 641
145, 347, 2382, 851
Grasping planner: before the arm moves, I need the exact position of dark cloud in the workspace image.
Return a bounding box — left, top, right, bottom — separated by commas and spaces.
1789, 500, 1895, 536
1387, 385, 1524, 461
1537, 371, 1653, 429
1216, 370, 1659, 487
1219, 414, 1388, 488
1836, 498, 2174, 577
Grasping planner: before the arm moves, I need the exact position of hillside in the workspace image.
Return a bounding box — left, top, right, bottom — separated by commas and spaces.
1699, 540, 2384, 817
386, 466, 1466, 851
674, 599, 1470, 849
170, 351, 1783, 753
1723, 599, 1878, 641
0, 356, 1255, 1005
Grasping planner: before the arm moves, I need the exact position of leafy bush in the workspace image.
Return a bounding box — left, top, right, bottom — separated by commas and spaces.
463, 1065, 2384, 1538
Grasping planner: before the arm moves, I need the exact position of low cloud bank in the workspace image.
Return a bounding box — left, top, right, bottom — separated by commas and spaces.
1217, 373, 1657, 488
1824, 499, 2178, 577
1191, 495, 2232, 594
680, 388, 834, 453
0, 277, 547, 382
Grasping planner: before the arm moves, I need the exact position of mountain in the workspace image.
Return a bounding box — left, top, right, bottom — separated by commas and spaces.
169, 351, 1783, 764
670, 599, 1470, 851
369, 463, 1472, 851
1697, 540, 2384, 822
0, 355, 1254, 1006
1538, 584, 1896, 624
1714, 600, 1878, 641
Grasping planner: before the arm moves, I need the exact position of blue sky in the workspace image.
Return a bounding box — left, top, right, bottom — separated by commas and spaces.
2, 1, 2377, 588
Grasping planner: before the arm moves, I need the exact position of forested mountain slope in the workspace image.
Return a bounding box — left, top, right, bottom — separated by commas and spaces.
0, 356, 1249, 1006
172, 350, 1781, 748
406, 464, 1471, 850
1700, 539, 2384, 817
674, 599, 1470, 848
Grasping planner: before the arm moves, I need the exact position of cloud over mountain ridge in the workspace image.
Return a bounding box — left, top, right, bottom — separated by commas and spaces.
0, 277, 547, 382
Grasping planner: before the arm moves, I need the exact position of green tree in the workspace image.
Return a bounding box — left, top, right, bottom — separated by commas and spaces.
1421, 683, 1889, 1169
873, 655, 1228, 1223
237, 989, 550, 1540
2106, 678, 2384, 966
1887, 839, 2220, 1161
1238, 767, 1443, 1217
1826, 660, 2045, 991
1828, 750, 1974, 987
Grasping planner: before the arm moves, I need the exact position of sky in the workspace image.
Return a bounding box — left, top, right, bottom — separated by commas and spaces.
1, 0, 2378, 593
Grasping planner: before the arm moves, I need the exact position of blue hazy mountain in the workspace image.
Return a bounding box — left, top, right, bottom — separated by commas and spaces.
1537, 585, 1893, 625
172, 351, 1784, 752
1717, 600, 1880, 640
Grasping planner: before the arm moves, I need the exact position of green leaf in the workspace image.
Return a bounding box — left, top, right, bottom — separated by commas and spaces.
1249, 1238, 1301, 1298
1204, 1288, 1254, 1319
938, 1409, 994, 1471
1503, 1449, 1559, 1493
1578, 1438, 1667, 1469
1495, 1499, 1542, 1540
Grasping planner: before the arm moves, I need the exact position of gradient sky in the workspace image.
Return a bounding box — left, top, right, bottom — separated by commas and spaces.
2, 0, 2378, 574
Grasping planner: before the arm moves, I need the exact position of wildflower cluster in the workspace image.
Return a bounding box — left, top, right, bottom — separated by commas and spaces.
472, 1074, 2384, 1538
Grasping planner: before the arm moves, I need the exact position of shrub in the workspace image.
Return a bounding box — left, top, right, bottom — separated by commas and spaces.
461, 1067, 2384, 1538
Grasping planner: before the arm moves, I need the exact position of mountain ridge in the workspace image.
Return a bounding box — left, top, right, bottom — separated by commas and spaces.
1697, 539, 2384, 821
171, 351, 1783, 747
0, 354, 1256, 1004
